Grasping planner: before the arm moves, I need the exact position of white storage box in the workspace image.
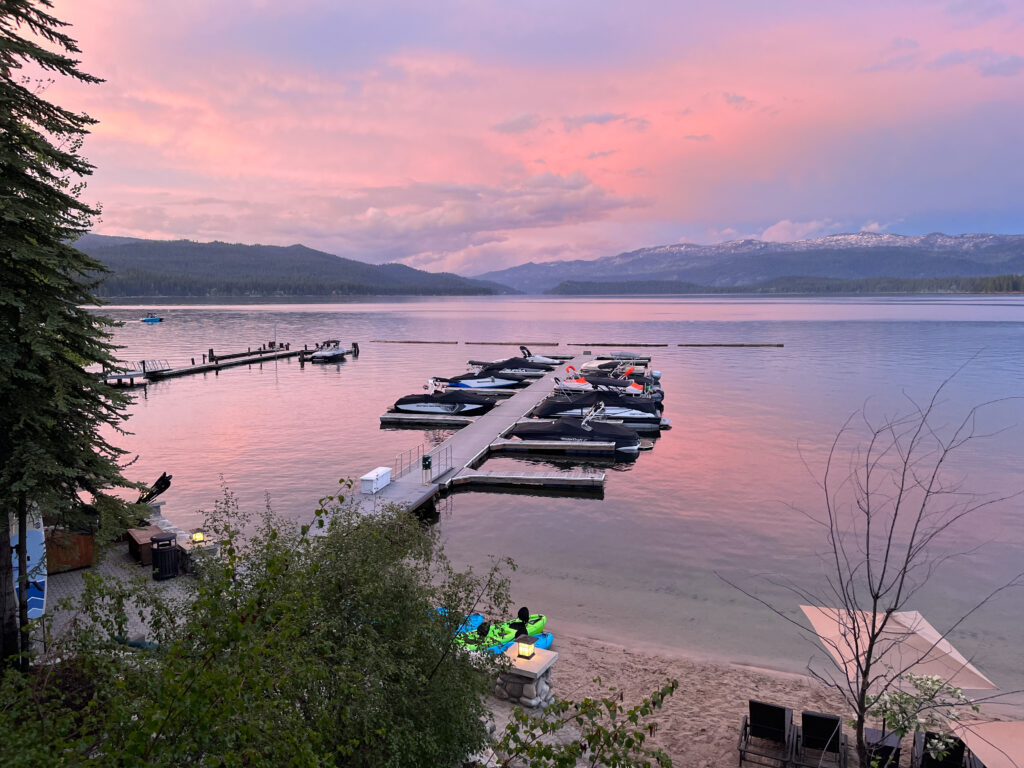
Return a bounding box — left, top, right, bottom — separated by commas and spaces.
360, 466, 392, 494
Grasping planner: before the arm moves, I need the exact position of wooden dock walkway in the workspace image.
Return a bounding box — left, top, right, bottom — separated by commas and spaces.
447, 468, 605, 490
379, 413, 478, 428
362, 355, 596, 510
145, 349, 301, 380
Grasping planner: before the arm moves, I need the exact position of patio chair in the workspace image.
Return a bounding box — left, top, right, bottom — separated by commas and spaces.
738, 699, 796, 767
792, 711, 848, 768
912, 732, 966, 768
864, 726, 901, 768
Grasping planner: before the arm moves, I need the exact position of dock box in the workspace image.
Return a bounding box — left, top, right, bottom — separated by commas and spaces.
361, 466, 392, 494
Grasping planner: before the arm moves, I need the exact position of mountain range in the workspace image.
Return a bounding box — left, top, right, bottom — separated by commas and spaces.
476, 233, 1024, 294
76, 234, 513, 297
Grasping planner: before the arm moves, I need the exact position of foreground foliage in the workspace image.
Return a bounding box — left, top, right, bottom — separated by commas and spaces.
493, 678, 678, 768
1, 488, 679, 767
1, 491, 512, 766
1, 0, 135, 666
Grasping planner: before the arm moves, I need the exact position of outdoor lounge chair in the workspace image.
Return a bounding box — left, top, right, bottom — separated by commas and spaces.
737, 699, 796, 767
912, 732, 966, 768
864, 727, 901, 768
792, 711, 848, 768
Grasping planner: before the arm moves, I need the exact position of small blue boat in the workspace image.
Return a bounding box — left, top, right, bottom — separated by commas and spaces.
141, 313, 163, 323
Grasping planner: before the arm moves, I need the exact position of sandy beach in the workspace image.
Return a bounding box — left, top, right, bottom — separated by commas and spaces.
487, 626, 1024, 766
46, 545, 1021, 767
492, 631, 848, 767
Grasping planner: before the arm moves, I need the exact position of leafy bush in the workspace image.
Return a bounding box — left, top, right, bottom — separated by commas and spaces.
1, 486, 512, 767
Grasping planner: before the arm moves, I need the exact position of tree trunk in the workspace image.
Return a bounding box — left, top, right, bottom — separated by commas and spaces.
17, 493, 30, 673
0, 523, 18, 666
855, 686, 869, 768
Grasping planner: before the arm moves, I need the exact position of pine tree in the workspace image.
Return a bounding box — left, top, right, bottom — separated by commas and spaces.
1, 0, 131, 668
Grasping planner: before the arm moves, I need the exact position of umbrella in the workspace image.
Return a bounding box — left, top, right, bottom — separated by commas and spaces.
800, 606, 996, 691
952, 721, 1024, 768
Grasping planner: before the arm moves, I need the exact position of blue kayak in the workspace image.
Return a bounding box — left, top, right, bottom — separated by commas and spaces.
436, 607, 485, 635
488, 631, 554, 655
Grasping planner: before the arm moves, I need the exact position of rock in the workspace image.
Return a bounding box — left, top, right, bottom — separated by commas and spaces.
522, 683, 537, 699
508, 682, 523, 698
536, 679, 549, 697
519, 696, 541, 708
493, 685, 509, 700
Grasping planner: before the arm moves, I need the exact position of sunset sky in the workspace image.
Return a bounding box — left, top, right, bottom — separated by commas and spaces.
46, 0, 1024, 274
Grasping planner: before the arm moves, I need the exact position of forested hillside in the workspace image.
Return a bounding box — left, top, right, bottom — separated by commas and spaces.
76, 235, 513, 296
548, 274, 1024, 295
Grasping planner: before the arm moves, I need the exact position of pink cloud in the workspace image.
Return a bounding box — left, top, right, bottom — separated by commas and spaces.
35, 0, 1024, 271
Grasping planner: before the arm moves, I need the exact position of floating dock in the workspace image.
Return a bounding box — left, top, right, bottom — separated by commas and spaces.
488, 437, 620, 456
379, 413, 478, 428
447, 468, 605, 490
362, 355, 610, 510
145, 349, 300, 380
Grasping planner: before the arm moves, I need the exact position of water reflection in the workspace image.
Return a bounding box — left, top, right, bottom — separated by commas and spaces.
100, 296, 1024, 692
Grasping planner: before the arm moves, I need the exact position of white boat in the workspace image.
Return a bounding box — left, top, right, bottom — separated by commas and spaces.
580, 360, 661, 380
535, 391, 663, 421
509, 403, 642, 453
392, 380, 495, 414
309, 339, 347, 363
439, 370, 529, 388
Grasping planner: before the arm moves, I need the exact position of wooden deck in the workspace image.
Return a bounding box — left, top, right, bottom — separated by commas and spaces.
379, 413, 478, 428
488, 437, 620, 456
447, 468, 605, 490
145, 349, 301, 379
361, 355, 598, 510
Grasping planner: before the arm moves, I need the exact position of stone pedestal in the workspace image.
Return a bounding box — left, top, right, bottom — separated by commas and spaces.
494, 646, 558, 709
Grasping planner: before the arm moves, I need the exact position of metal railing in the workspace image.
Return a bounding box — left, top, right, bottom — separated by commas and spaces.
421, 444, 452, 484
392, 443, 425, 480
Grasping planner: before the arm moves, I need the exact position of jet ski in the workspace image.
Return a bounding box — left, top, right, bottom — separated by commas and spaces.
392, 380, 496, 414
438, 370, 531, 389
519, 346, 562, 366
508, 403, 642, 452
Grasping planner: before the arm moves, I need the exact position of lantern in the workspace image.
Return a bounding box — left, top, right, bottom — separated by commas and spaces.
516, 635, 537, 660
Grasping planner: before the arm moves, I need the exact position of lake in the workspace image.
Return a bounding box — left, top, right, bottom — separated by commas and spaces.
102, 296, 1024, 694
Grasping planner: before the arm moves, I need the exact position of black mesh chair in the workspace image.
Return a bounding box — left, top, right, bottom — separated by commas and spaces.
864, 727, 902, 768
792, 711, 848, 768
912, 732, 966, 768
738, 699, 796, 767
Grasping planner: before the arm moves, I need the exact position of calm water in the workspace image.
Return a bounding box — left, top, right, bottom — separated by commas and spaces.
102, 296, 1024, 692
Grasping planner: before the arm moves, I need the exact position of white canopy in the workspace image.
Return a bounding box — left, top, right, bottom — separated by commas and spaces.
800, 606, 996, 691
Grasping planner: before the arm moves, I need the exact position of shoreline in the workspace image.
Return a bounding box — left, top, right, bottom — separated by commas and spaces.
529, 629, 1024, 765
